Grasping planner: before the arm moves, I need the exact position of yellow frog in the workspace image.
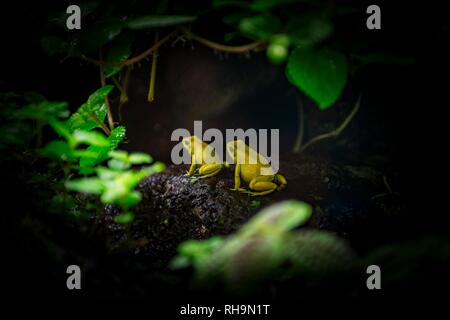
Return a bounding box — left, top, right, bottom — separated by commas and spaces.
226, 139, 287, 196
182, 135, 224, 178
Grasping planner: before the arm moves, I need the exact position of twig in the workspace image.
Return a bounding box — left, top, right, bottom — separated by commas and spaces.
89, 113, 111, 135
180, 27, 265, 54
80, 31, 176, 67
99, 50, 115, 131
147, 32, 159, 103
111, 75, 126, 99
298, 93, 362, 154
292, 95, 305, 153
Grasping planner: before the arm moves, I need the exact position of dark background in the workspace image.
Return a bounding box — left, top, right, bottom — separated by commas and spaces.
1, 0, 449, 311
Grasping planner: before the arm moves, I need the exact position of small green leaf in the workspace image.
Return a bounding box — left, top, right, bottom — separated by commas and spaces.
79, 126, 126, 172
114, 212, 135, 224
239, 13, 281, 40
96, 167, 120, 179
65, 177, 104, 194
121, 191, 142, 208
24, 92, 47, 104
239, 200, 312, 237
107, 158, 131, 171
41, 140, 75, 161
129, 153, 152, 164
108, 150, 129, 161
286, 48, 348, 109
67, 85, 113, 132
73, 130, 109, 147
126, 15, 196, 29
250, 0, 299, 10
356, 52, 416, 66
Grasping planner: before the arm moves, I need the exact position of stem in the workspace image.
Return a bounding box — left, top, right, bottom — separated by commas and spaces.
99, 50, 115, 131
147, 32, 159, 103
111, 75, 126, 99
298, 93, 362, 154
292, 95, 304, 153
80, 31, 176, 67
180, 27, 265, 53
89, 113, 111, 135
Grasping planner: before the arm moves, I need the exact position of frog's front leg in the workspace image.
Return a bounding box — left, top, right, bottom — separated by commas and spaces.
231, 164, 241, 191
186, 154, 197, 176
247, 175, 278, 196
197, 163, 223, 178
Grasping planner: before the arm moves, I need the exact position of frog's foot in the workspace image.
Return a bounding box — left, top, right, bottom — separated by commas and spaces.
275, 174, 287, 190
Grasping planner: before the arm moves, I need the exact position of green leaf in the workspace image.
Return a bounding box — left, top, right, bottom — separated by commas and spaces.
286, 14, 333, 48
48, 118, 74, 145
286, 48, 348, 109
65, 177, 104, 194
129, 153, 152, 164
24, 92, 47, 104
121, 191, 142, 208
239, 13, 281, 40
103, 33, 134, 78
250, 0, 300, 10
79, 126, 126, 172
96, 167, 120, 180
126, 15, 196, 29
108, 150, 129, 161
239, 200, 312, 237
73, 130, 109, 147
67, 85, 113, 132
107, 158, 131, 171
18, 102, 69, 121
41, 140, 75, 161
114, 212, 135, 224
72, 20, 124, 54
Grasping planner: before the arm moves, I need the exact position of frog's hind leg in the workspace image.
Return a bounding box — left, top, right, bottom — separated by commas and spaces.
275, 174, 287, 190
247, 175, 278, 196
197, 164, 223, 178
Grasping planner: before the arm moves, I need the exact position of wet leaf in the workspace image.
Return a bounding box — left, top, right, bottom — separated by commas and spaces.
239, 13, 281, 40
65, 177, 104, 194
126, 15, 196, 29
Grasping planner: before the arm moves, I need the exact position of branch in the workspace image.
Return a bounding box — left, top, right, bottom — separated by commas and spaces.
147, 32, 159, 103
298, 93, 362, 154
99, 50, 115, 131
180, 27, 265, 54
292, 95, 305, 153
80, 31, 176, 67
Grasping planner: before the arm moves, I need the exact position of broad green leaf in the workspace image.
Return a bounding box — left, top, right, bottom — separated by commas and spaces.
239, 13, 281, 40
73, 130, 109, 147
126, 15, 196, 29
114, 212, 135, 224
150, 161, 166, 173
104, 33, 134, 78
129, 153, 152, 164
79, 126, 126, 172
41, 140, 75, 161
239, 200, 312, 237
286, 48, 348, 109
65, 177, 104, 194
